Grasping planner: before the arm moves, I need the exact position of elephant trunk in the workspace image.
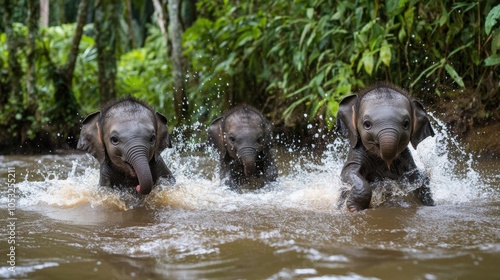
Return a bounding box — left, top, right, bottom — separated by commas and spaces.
238, 147, 258, 177
378, 129, 400, 169
125, 144, 154, 195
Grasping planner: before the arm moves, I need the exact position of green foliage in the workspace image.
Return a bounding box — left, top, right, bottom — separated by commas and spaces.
116, 25, 174, 115
183, 0, 499, 127
0, 23, 97, 144
485, 4, 500, 35
40, 24, 99, 113
1, 0, 499, 153
485, 4, 500, 67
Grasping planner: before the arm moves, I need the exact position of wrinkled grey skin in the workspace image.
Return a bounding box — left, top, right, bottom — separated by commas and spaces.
208, 105, 277, 191
336, 84, 435, 212
77, 97, 175, 195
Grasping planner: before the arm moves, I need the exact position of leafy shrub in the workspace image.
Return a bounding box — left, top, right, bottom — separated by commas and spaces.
183, 0, 500, 128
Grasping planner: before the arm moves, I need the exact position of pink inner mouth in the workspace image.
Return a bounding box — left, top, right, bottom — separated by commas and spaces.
136, 185, 141, 192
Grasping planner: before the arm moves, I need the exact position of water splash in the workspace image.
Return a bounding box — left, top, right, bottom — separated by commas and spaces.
1, 115, 497, 212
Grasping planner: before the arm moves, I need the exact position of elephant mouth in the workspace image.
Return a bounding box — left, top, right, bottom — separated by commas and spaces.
363, 142, 396, 169
363, 141, 380, 156
125, 162, 137, 177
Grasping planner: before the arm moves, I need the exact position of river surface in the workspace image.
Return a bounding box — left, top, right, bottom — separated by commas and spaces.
0, 122, 499, 280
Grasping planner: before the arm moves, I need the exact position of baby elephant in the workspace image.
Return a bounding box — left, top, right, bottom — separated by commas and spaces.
77, 97, 175, 195
336, 83, 435, 212
207, 105, 277, 191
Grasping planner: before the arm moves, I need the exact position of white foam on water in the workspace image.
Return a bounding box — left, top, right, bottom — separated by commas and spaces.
1, 115, 497, 212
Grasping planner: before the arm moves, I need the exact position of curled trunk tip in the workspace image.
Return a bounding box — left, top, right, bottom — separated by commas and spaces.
126, 147, 154, 195
238, 147, 258, 177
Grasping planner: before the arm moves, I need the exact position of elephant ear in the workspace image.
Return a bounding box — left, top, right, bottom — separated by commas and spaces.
335, 94, 359, 148
156, 112, 172, 153
77, 111, 105, 164
207, 116, 226, 157
411, 100, 435, 149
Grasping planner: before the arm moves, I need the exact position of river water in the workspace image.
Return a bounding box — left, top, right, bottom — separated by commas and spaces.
0, 121, 499, 279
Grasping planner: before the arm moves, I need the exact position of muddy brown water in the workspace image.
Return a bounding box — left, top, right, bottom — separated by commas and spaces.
0, 124, 499, 279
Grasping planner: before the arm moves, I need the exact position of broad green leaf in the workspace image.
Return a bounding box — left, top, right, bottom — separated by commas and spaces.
236, 30, 254, 47
252, 26, 261, 39
283, 95, 311, 121
360, 20, 374, 34
485, 4, 500, 35
306, 8, 314, 19
380, 43, 392, 66
398, 27, 406, 43
309, 99, 327, 119
492, 29, 500, 54
403, 6, 414, 32
444, 63, 464, 88
438, 10, 448, 27
299, 23, 312, 49
385, 0, 409, 16
362, 51, 374, 75
306, 26, 317, 47
484, 54, 500, 66
411, 63, 441, 87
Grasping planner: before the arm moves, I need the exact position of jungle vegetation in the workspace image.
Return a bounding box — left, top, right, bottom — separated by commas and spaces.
0, 0, 499, 153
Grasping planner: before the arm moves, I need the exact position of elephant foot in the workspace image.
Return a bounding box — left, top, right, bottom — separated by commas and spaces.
338, 189, 361, 212
414, 186, 435, 206
346, 195, 370, 212
337, 190, 358, 212
344, 186, 372, 212
337, 188, 349, 209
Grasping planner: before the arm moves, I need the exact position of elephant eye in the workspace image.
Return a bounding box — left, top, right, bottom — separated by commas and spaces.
363, 120, 372, 130
257, 136, 264, 144
403, 119, 410, 130
150, 134, 156, 145
229, 135, 236, 143
110, 136, 119, 145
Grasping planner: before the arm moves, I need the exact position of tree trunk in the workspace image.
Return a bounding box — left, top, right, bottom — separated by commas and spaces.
0, 0, 23, 149
125, 0, 135, 49
2, 0, 23, 104
45, 0, 87, 146
152, 0, 169, 53
168, 0, 189, 123
66, 0, 89, 82
40, 0, 49, 27
26, 0, 40, 111
95, 0, 121, 106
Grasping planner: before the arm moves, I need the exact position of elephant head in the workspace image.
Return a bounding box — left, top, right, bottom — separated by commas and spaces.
77, 98, 172, 195
208, 106, 273, 180
336, 85, 434, 168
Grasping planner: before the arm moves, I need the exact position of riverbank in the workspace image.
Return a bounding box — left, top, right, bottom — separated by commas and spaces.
1, 93, 499, 158
430, 88, 500, 159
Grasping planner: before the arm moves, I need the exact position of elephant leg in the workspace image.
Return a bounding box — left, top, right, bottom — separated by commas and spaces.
337, 187, 350, 209
220, 159, 240, 190
154, 157, 176, 185
99, 163, 115, 187
264, 158, 278, 182
402, 169, 435, 206
346, 182, 372, 212
413, 186, 435, 206
341, 165, 372, 212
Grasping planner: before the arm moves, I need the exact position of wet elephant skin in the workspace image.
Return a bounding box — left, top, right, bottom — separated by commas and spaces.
77, 97, 175, 195
336, 83, 435, 212
207, 105, 277, 191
